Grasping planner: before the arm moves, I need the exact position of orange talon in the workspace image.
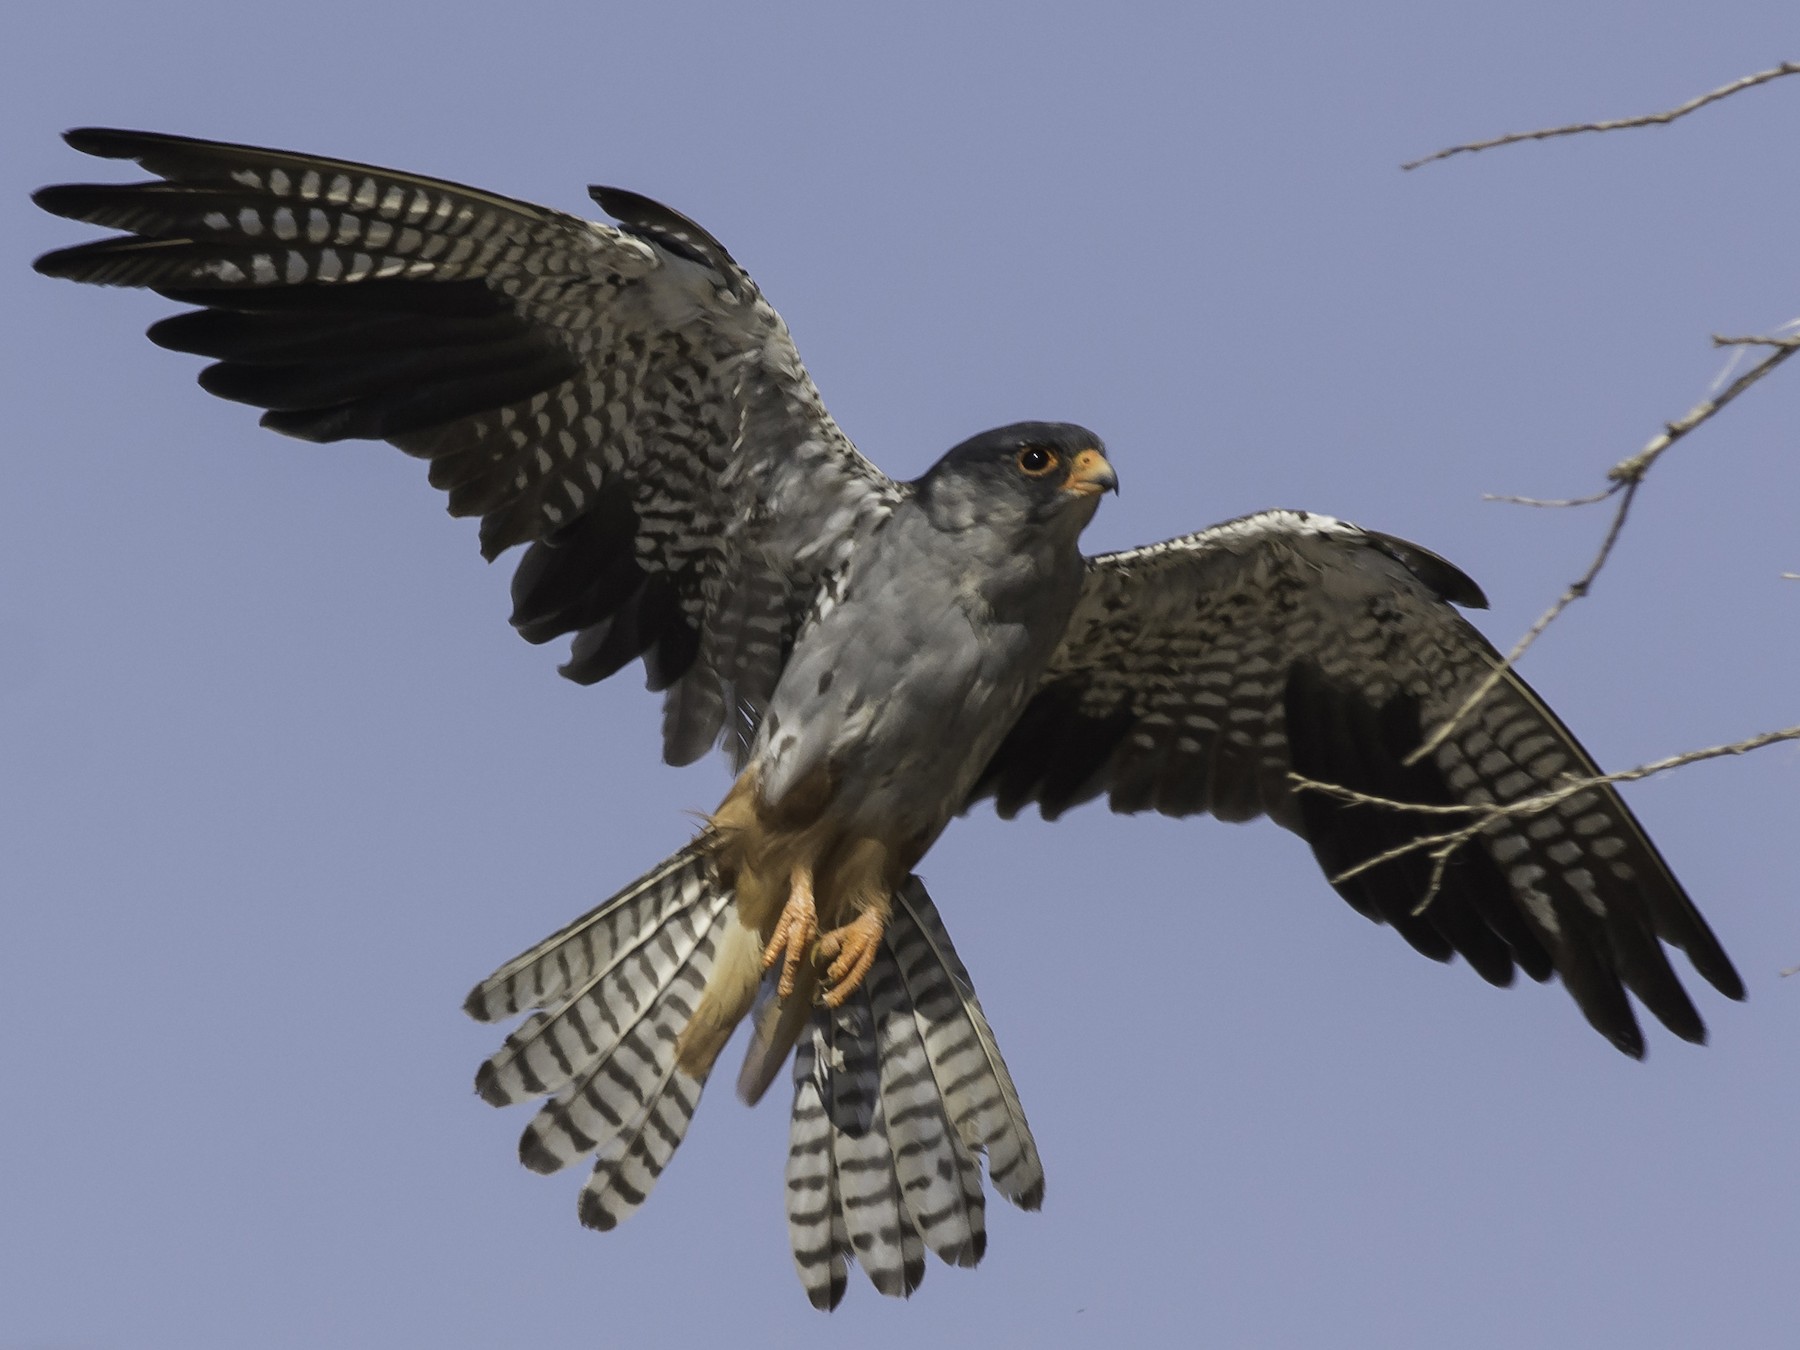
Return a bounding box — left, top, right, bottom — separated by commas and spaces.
761, 866, 818, 1000
816, 909, 886, 1008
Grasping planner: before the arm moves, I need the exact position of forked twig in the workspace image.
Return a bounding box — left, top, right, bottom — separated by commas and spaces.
1391, 64, 1799, 942
1406, 341, 1799, 765
1292, 725, 1800, 915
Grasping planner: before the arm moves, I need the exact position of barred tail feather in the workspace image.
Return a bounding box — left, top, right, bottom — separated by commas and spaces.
474, 864, 731, 1107
787, 1033, 851, 1311
782, 874, 1037, 1308
465, 838, 734, 1230
468, 853, 1041, 1307
824, 990, 925, 1298
463, 842, 717, 1024
515, 897, 727, 1176
575, 1054, 709, 1231
889, 878, 1045, 1209
866, 948, 987, 1268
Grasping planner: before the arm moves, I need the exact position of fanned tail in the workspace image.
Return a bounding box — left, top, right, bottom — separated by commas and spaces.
468, 856, 1043, 1307
464, 838, 735, 1230
784, 875, 1042, 1309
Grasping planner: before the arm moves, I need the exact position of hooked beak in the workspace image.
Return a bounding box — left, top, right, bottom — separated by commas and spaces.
1062, 446, 1119, 498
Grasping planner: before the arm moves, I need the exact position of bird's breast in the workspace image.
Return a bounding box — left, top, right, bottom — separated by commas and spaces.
749, 520, 1084, 842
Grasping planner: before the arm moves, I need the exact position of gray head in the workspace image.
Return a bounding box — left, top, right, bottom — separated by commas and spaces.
912, 421, 1117, 536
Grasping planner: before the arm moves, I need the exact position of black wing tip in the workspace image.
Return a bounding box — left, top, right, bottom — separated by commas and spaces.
30, 241, 84, 279
1366, 530, 1489, 609
556, 655, 606, 685
61, 126, 236, 163
1599, 1015, 1648, 1059
1672, 1018, 1709, 1048
62, 126, 151, 158
588, 183, 741, 276
588, 184, 636, 213
1467, 957, 1520, 990
32, 235, 195, 285
29, 182, 99, 222
589, 184, 677, 226
1647, 992, 1708, 1048
1691, 946, 1747, 1003
145, 311, 204, 353
29, 180, 127, 274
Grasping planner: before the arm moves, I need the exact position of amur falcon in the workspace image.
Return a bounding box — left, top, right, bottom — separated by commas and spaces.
33, 129, 1743, 1309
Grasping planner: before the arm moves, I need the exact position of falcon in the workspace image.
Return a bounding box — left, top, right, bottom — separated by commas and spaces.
34, 128, 1743, 1309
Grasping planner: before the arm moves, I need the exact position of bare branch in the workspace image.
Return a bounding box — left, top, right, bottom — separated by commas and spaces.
1407, 340, 1800, 764
1409, 478, 1640, 763
1713, 333, 1800, 349
1482, 486, 1621, 509
1628, 340, 1800, 475
1286, 777, 1481, 816
1293, 725, 1800, 913
1294, 722, 1800, 819
1403, 61, 1800, 170
1393, 66, 1800, 950
1562, 724, 1800, 787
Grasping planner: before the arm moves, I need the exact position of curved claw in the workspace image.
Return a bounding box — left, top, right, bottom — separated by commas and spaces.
816, 909, 886, 1008
761, 869, 817, 1000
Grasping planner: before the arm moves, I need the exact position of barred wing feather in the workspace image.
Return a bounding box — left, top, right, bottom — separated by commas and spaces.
971, 510, 1744, 1057
34, 127, 900, 768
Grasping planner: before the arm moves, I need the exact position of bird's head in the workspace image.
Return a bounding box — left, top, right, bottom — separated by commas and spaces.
913, 421, 1117, 537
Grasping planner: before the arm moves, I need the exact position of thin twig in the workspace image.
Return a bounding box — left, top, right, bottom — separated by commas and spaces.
1284, 779, 1482, 816
1403, 61, 1800, 170
1298, 724, 1800, 818
1408, 480, 1639, 764
1292, 724, 1800, 914
1482, 486, 1620, 509
1407, 341, 1800, 765
1713, 333, 1800, 349
1640, 341, 1799, 465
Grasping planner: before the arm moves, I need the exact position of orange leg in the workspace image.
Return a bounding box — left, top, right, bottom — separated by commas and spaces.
761, 863, 818, 1000
816, 907, 887, 1008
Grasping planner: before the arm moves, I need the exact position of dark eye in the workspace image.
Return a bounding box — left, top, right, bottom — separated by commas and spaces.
1016, 446, 1056, 476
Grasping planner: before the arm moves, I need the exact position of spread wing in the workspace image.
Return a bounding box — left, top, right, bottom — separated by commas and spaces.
969, 510, 1744, 1056
33, 128, 901, 766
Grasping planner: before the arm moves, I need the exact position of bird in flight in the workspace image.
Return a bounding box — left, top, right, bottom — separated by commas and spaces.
34, 128, 1743, 1310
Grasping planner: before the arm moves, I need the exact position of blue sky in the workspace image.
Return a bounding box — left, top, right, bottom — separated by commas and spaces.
4, 4, 1796, 1347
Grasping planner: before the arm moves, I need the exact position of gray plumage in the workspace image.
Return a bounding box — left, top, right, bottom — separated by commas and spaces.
35, 128, 1741, 1310
754, 436, 1096, 840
